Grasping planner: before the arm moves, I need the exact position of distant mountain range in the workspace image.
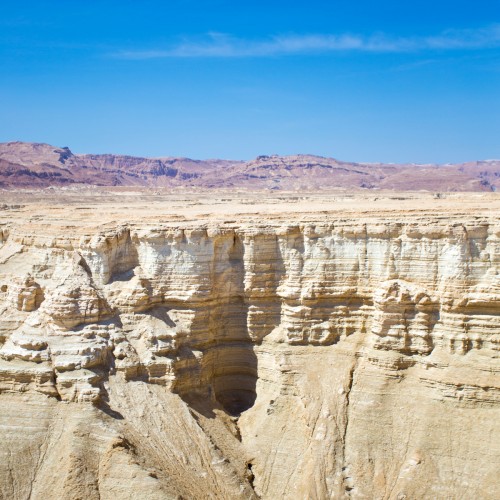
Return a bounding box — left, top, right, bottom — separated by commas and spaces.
0, 141, 499, 191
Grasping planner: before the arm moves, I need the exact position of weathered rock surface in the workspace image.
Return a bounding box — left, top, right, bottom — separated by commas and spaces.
0, 194, 499, 499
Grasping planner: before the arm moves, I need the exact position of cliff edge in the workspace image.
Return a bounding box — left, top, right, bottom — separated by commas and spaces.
0, 193, 499, 499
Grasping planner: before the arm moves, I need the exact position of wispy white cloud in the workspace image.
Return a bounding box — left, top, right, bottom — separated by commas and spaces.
112, 25, 500, 59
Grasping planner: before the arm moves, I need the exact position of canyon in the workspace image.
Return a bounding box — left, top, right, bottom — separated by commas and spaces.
0, 192, 499, 499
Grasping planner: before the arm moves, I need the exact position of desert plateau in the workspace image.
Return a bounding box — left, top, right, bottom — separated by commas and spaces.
0, 188, 499, 499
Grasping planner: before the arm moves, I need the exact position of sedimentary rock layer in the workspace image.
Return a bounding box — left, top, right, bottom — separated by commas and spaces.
0, 195, 499, 499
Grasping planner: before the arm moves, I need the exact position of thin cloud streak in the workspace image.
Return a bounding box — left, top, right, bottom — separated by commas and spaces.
113, 25, 500, 59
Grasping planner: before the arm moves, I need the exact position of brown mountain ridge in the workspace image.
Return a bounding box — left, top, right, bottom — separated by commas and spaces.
0, 141, 499, 191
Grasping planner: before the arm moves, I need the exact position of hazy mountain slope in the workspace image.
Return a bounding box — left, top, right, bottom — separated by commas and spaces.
0, 141, 499, 191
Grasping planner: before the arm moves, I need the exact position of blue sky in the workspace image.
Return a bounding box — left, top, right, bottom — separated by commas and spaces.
1, 1, 499, 162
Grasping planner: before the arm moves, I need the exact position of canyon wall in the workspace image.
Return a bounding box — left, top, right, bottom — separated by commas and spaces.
0, 207, 499, 499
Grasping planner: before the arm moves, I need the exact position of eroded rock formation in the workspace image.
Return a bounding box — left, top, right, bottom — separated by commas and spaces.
0, 199, 499, 499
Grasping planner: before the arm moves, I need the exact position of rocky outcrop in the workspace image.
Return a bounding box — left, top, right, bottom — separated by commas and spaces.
0, 204, 499, 499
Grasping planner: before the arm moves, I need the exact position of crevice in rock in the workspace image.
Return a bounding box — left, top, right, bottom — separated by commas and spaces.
210, 234, 258, 416
175, 232, 259, 418
341, 356, 359, 496
246, 461, 258, 495
208, 341, 258, 417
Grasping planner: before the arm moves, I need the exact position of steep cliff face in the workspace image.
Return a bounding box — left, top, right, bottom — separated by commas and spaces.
0, 205, 499, 499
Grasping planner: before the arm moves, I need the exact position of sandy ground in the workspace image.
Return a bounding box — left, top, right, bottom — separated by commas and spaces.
1, 190, 499, 229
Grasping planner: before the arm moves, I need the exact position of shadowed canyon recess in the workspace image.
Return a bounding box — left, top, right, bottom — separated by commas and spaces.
0, 193, 499, 499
